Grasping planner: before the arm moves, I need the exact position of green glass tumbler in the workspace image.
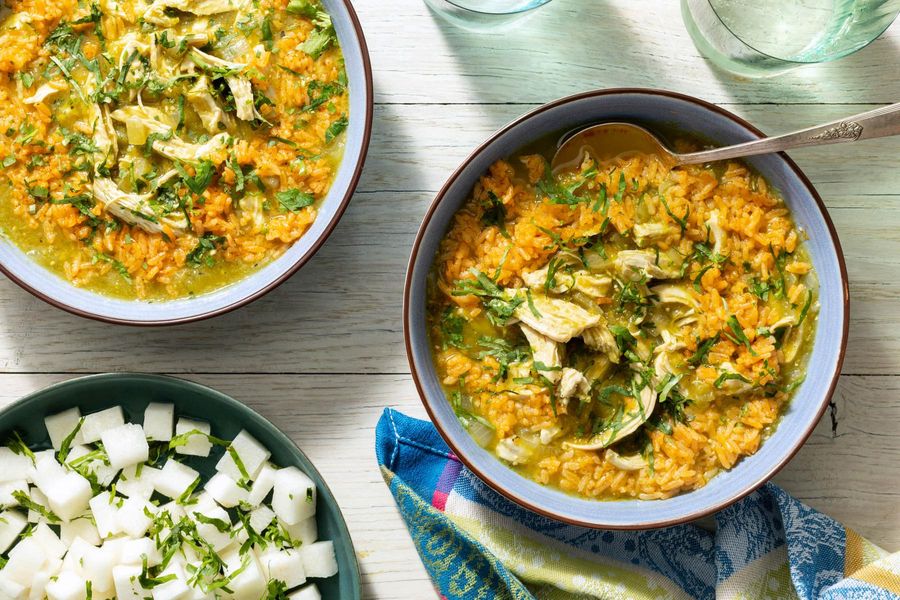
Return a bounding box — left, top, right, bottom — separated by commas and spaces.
682, 0, 900, 77
424, 0, 554, 31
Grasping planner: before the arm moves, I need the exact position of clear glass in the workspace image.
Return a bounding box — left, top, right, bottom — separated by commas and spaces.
424, 0, 554, 31
682, 0, 900, 77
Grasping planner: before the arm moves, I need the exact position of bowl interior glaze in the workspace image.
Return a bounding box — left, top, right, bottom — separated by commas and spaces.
405, 89, 848, 529
0, 373, 361, 597
0, 0, 372, 325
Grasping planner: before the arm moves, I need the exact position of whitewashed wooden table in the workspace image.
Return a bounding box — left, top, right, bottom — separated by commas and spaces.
1, 1, 898, 598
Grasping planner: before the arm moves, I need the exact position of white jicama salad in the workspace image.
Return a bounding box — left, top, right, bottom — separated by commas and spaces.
0, 402, 338, 600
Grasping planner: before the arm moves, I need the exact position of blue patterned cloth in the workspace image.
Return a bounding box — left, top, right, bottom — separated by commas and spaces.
376, 409, 900, 599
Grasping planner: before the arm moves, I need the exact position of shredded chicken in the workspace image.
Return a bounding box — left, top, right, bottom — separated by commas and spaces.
566, 384, 657, 450
582, 323, 620, 364
92, 178, 188, 234
186, 76, 228, 133
615, 250, 679, 280
558, 367, 590, 402
188, 49, 261, 122
22, 81, 67, 104
519, 323, 562, 384
706, 210, 726, 255
143, 0, 247, 26
513, 292, 601, 343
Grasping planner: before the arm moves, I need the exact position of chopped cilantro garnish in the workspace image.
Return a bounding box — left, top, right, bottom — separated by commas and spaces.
439, 306, 467, 350
724, 315, 756, 355
659, 195, 689, 233
687, 333, 720, 366
797, 290, 814, 326
186, 233, 227, 267
714, 371, 751, 389
275, 188, 316, 212
324, 115, 348, 143
12, 490, 61, 523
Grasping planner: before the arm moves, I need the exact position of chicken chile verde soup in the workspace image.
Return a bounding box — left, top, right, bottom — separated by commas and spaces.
426, 141, 818, 501
0, 0, 349, 299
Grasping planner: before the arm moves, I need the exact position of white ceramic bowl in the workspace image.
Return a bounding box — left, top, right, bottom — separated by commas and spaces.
404, 89, 849, 528
0, 0, 373, 325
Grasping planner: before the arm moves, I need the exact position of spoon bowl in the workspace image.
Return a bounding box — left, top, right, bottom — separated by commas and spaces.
553, 122, 677, 173
552, 101, 900, 173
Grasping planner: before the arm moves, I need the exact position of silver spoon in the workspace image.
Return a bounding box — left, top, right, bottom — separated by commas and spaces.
552, 102, 900, 173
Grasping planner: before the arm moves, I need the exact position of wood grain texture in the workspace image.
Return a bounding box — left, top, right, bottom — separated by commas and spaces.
0, 1, 898, 595
355, 0, 900, 105
0, 372, 895, 599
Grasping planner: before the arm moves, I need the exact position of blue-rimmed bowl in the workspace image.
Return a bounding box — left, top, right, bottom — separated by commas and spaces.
0, 373, 361, 596
0, 0, 372, 325
403, 89, 849, 529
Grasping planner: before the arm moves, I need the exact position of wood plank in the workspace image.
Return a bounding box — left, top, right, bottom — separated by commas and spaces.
360, 103, 900, 198
0, 371, 894, 597
357, 1, 900, 105
0, 193, 895, 375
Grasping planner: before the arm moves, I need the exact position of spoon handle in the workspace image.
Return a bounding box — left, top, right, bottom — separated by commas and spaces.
678, 102, 900, 165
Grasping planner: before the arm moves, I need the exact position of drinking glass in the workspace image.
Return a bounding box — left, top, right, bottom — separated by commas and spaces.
682, 0, 900, 77
424, 0, 554, 31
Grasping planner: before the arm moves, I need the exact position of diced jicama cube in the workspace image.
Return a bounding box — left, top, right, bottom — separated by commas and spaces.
44, 408, 83, 450
143, 403, 175, 442
31, 522, 66, 560
300, 541, 338, 578
272, 467, 316, 525
258, 547, 306, 589
221, 547, 266, 600
154, 460, 199, 500
205, 473, 248, 508
4, 537, 47, 583
282, 517, 317, 546
117, 465, 156, 499
216, 430, 270, 482
45, 570, 87, 600
80, 545, 117, 594
64, 445, 119, 488
100, 424, 149, 470
118, 537, 162, 567
117, 497, 155, 537
174, 419, 211, 457
113, 565, 151, 600
80, 407, 125, 444
30, 564, 61, 600
191, 491, 218, 513
0, 509, 27, 553
60, 515, 101, 546
249, 505, 275, 534
60, 537, 95, 573
157, 500, 186, 521
0, 447, 35, 483
151, 560, 191, 600
247, 464, 276, 507
0, 480, 28, 508
89, 492, 122, 539
189, 504, 235, 552
27, 487, 50, 523
287, 584, 321, 600
0, 575, 26, 600
40, 470, 93, 521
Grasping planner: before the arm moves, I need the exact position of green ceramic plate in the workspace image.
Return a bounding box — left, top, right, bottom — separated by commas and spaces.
0, 373, 361, 599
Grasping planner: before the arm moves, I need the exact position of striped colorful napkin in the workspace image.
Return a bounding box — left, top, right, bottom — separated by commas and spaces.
375, 408, 900, 600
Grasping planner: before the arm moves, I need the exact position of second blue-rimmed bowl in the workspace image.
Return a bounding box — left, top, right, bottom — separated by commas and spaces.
0, 0, 373, 326
403, 88, 849, 529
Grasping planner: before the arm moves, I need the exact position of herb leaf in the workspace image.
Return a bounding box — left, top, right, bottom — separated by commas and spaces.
275, 188, 315, 212
186, 233, 226, 267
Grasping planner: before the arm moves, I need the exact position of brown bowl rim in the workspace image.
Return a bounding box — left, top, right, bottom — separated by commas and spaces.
0, 0, 374, 327
402, 87, 849, 530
